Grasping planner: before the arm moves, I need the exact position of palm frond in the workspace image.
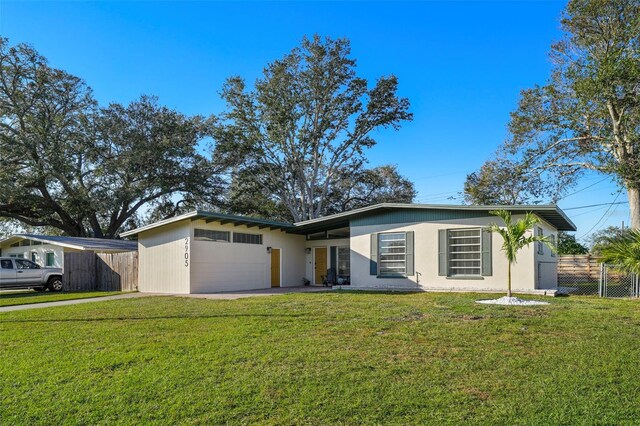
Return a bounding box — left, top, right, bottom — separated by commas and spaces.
600, 230, 640, 275
489, 210, 546, 266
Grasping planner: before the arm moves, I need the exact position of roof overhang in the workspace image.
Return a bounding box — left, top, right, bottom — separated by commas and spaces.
121, 210, 294, 237
0, 234, 138, 251
289, 203, 577, 233
120, 203, 577, 238
0, 235, 86, 251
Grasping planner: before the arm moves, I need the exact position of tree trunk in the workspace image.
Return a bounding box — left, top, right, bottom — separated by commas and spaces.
627, 187, 640, 229
507, 262, 512, 298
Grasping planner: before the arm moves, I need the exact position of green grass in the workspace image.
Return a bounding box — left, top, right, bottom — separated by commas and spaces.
0, 291, 124, 307
1, 292, 639, 424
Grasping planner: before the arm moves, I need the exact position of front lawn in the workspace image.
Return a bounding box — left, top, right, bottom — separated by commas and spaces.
0, 291, 124, 307
1, 292, 638, 424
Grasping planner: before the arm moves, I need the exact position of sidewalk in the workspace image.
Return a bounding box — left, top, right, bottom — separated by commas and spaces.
0, 286, 330, 312
0, 292, 152, 313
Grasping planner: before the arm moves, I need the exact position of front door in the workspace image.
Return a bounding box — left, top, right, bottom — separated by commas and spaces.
314, 247, 327, 285
270, 248, 281, 287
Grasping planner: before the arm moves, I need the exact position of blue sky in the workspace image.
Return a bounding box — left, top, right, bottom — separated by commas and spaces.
0, 1, 627, 242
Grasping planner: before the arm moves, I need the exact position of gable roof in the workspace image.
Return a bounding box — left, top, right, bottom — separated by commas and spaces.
0, 234, 138, 252
120, 203, 576, 237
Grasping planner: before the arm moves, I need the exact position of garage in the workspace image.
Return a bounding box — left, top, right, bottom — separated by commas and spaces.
121, 211, 306, 294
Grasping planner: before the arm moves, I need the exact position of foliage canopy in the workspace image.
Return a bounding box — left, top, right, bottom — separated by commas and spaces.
213, 35, 413, 222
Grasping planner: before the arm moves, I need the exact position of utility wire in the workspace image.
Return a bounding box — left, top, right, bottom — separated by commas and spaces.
556, 177, 611, 200
564, 201, 628, 210
577, 190, 624, 239
569, 205, 610, 218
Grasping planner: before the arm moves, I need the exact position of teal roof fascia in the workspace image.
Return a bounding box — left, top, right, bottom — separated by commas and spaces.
350, 208, 490, 227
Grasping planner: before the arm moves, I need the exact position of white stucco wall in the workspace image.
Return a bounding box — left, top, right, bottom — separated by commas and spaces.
137, 221, 191, 294
349, 215, 549, 292
188, 220, 306, 293
534, 218, 558, 289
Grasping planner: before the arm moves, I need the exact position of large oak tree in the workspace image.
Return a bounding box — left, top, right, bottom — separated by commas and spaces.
213, 35, 413, 222
225, 164, 416, 222
0, 38, 222, 237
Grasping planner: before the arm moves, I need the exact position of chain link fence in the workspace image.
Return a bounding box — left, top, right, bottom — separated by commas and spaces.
558, 255, 639, 298
599, 264, 640, 298
557, 255, 600, 296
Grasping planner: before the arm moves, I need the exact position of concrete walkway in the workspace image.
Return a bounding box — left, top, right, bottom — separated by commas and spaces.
0, 292, 152, 313
0, 286, 330, 312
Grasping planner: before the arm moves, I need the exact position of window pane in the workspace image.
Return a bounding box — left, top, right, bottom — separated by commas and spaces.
337, 247, 350, 276
194, 229, 230, 242
15, 259, 38, 269
537, 227, 544, 254
232, 232, 262, 245
448, 229, 481, 276
379, 233, 406, 276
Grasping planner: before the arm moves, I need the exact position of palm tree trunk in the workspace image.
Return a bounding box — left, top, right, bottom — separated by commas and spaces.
507, 262, 512, 297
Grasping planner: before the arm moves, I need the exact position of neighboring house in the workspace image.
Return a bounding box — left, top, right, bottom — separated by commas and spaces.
121, 203, 576, 295
0, 234, 138, 268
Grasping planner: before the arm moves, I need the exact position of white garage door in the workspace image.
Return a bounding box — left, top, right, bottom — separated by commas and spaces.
190, 261, 267, 293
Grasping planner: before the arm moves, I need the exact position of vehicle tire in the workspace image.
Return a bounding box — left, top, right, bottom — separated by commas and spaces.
47, 277, 64, 292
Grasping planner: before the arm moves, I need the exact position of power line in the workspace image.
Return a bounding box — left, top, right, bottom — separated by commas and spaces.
577, 191, 624, 239
563, 201, 628, 210
569, 205, 610, 218
557, 177, 611, 200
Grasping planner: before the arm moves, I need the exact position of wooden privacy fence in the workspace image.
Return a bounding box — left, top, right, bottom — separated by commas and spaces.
63, 251, 138, 291
558, 254, 601, 282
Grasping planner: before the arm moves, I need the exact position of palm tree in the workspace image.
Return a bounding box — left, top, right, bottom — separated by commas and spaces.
488, 210, 554, 297
599, 229, 640, 275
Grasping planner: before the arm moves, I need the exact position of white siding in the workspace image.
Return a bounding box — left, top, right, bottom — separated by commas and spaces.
189, 220, 305, 293
0, 244, 70, 268
349, 215, 543, 292
137, 221, 190, 294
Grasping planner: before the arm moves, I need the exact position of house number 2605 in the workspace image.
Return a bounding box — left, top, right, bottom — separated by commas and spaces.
184, 237, 189, 267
